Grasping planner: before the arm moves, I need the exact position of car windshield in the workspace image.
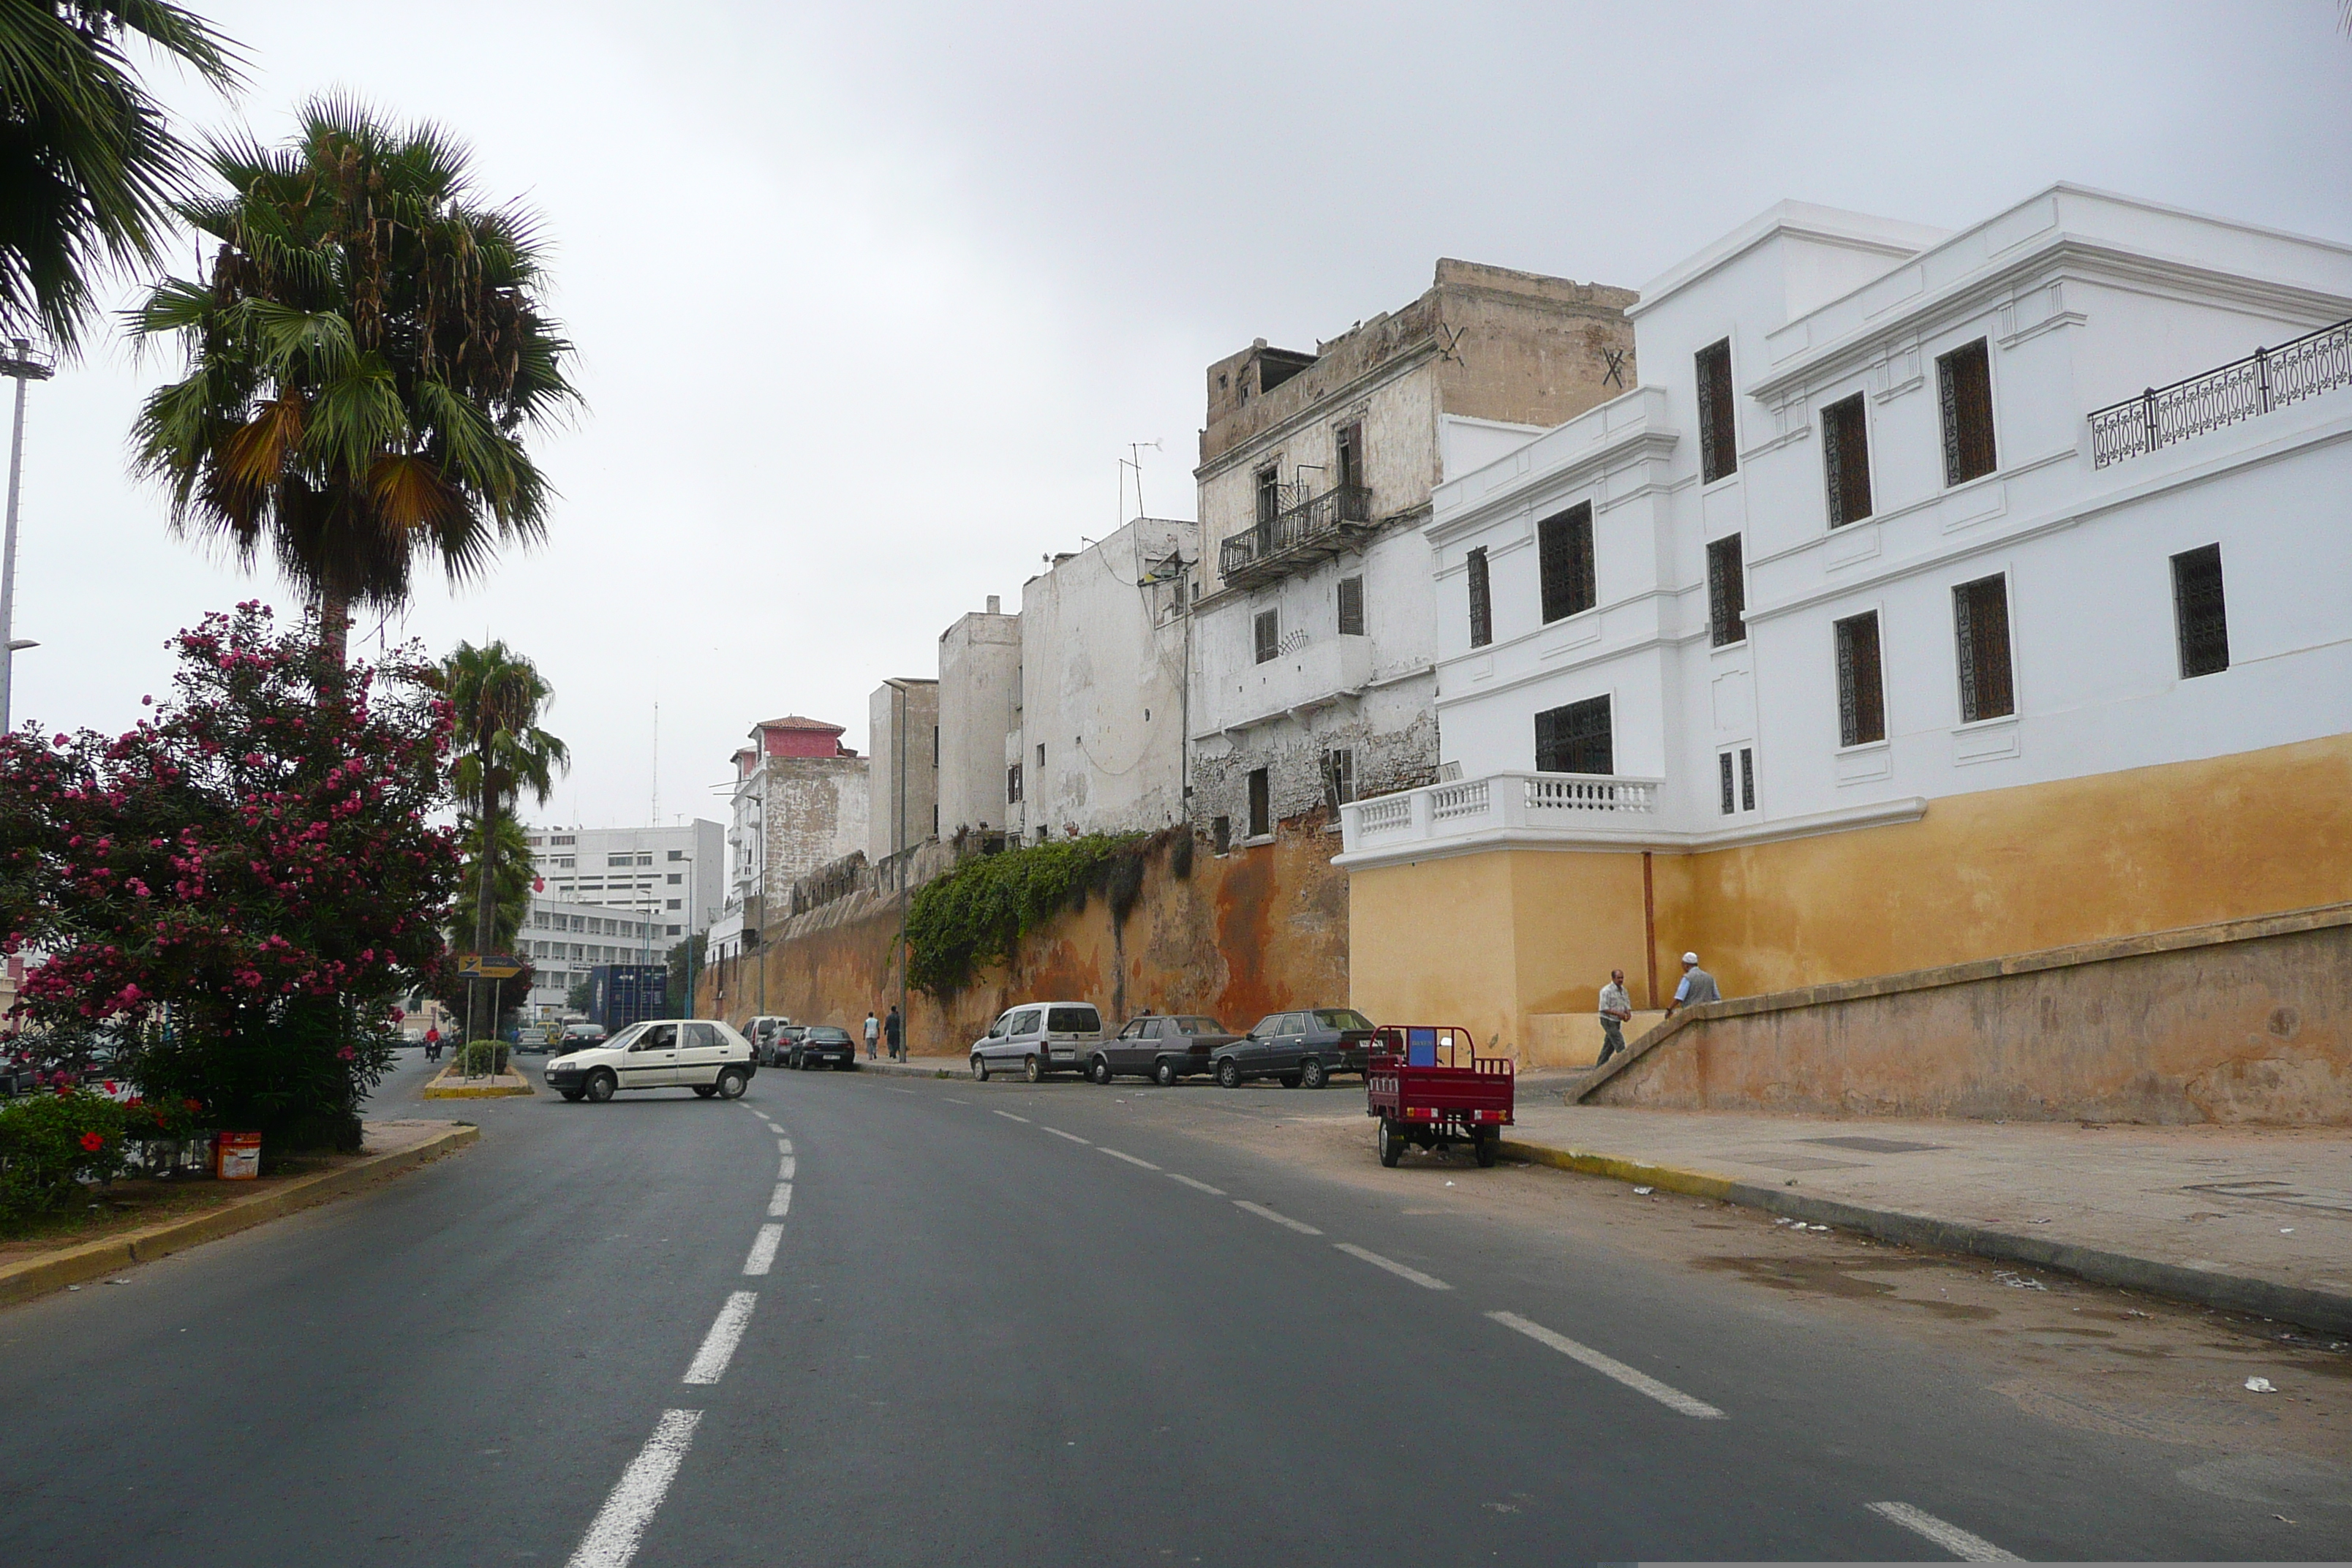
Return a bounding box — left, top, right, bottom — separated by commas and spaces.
1313, 1009, 1376, 1030
806, 1027, 851, 1044
602, 1024, 644, 1051
1172, 1017, 1226, 1033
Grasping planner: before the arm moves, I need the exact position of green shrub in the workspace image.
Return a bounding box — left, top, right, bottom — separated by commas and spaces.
905, 833, 1143, 995
461, 1040, 510, 1076
0, 1090, 130, 1225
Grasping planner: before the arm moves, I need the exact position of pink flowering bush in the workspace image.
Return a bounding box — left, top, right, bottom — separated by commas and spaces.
0, 604, 459, 1156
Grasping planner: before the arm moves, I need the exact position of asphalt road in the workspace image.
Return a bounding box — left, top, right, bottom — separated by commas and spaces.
0, 1049, 2338, 1565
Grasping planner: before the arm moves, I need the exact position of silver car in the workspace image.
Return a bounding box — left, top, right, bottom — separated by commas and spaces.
970, 1001, 1104, 1082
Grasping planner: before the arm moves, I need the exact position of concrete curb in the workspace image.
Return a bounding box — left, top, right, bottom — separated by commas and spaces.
0, 1123, 480, 1309
1495, 1135, 2352, 1338
837, 1058, 965, 1080
421, 1062, 535, 1098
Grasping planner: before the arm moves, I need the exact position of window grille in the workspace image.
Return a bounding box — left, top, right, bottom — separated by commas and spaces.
1696, 339, 1737, 483
1834, 611, 1886, 747
1938, 339, 1998, 486
1322, 748, 1354, 810
1539, 503, 1596, 623
1718, 752, 1735, 815
1534, 696, 1613, 775
1739, 747, 1755, 813
2171, 543, 2229, 679
1337, 575, 1364, 637
1007, 764, 1022, 802
1466, 547, 1492, 648
1706, 535, 1746, 646
1254, 608, 1280, 664
1953, 575, 2015, 723
1821, 393, 1872, 527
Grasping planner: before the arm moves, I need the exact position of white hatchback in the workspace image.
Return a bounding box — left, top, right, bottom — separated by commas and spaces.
546, 1019, 759, 1102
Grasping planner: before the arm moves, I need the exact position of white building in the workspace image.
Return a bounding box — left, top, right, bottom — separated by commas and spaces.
707, 717, 868, 965
519, 897, 674, 1016
524, 821, 724, 944
936, 595, 1020, 846
868, 677, 940, 864
1338, 184, 2352, 1051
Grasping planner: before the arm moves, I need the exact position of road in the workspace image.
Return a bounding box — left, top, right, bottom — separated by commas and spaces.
0, 1051, 2344, 1565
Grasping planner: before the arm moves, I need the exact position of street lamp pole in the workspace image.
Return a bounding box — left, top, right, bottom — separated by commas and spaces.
0, 337, 57, 734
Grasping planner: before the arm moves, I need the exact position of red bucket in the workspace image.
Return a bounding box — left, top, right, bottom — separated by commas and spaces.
215, 1131, 262, 1180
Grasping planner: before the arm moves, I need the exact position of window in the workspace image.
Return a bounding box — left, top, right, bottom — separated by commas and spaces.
1246, 767, 1270, 838
2171, 544, 2229, 679
1741, 747, 1755, 812
1254, 608, 1280, 664
636, 853, 652, 867
1706, 535, 1746, 647
1534, 696, 1613, 774
1466, 547, 1492, 648
1048, 1006, 1101, 1034
1821, 393, 1872, 527
666, 924, 681, 937
608, 853, 633, 868
1335, 421, 1363, 489
1322, 748, 1354, 810
554, 856, 574, 870
932, 804, 940, 836
1953, 573, 2015, 723
1717, 747, 1754, 814
666, 899, 681, 911
1336, 575, 1364, 637
1695, 338, 1736, 483
549, 834, 575, 847
1538, 502, 1596, 622
1938, 339, 1997, 486
1213, 815, 1232, 855
666, 872, 682, 885
667, 849, 684, 861
932, 726, 940, 766
1255, 466, 1281, 531
1718, 751, 1735, 815
1036, 742, 1046, 769
1834, 611, 1887, 747
1006, 764, 1022, 803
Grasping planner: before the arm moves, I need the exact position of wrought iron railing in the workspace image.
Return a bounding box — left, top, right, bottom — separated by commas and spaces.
1218, 483, 1373, 582
2089, 315, 2352, 468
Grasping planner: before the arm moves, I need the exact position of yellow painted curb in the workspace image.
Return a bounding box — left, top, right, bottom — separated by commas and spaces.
1495, 1139, 1740, 1201
421, 1062, 535, 1098
0, 1122, 480, 1309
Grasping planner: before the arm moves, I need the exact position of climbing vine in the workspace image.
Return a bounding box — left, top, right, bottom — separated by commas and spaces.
905, 833, 1145, 995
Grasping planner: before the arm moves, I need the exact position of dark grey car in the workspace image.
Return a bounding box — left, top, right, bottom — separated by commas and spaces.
1210, 1009, 1379, 1090
1088, 1015, 1240, 1085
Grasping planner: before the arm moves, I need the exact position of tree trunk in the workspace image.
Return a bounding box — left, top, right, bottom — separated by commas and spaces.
317, 587, 352, 668
473, 746, 500, 1039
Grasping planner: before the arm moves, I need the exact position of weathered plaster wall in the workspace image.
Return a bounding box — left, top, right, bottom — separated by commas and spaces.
701, 828, 1350, 1055
938, 608, 1019, 840
868, 679, 940, 864
762, 754, 870, 904
1586, 905, 2352, 1125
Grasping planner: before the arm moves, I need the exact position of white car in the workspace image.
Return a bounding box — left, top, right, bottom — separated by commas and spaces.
546, 1019, 759, 1102
969, 1000, 1104, 1082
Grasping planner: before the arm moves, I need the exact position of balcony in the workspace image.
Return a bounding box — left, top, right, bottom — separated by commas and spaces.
1339, 770, 1662, 856
2089, 314, 2351, 469
1218, 483, 1373, 589
1196, 634, 1373, 736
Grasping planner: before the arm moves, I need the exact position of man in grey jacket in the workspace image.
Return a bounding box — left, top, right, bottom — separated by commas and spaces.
1666, 951, 1721, 1017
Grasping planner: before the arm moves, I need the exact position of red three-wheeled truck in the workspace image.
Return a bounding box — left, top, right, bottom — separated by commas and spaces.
1364, 1024, 1515, 1167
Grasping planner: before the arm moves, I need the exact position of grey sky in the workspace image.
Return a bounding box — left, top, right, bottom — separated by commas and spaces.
12, 1, 2348, 829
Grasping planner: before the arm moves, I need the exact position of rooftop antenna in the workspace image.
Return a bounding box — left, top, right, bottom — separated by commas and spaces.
650, 698, 660, 829
1120, 439, 1162, 521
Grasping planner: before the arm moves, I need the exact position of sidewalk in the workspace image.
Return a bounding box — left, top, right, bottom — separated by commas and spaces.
1501, 1079, 2352, 1335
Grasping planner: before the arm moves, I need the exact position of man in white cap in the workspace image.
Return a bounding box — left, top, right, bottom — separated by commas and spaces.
1665, 951, 1719, 1017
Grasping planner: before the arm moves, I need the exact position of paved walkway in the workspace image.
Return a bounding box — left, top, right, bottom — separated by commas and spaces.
848, 1053, 2352, 1333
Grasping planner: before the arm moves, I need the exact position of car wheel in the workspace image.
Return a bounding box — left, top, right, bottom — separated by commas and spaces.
585, 1069, 617, 1103
971, 1055, 990, 1082
693, 1085, 717, 1098
1153, 1058, 1177, 1088
1300, 1058, 1327, 1090
1215, 1058, 1241, 1090
1378, 1117, 1403, 1168
716, 1068, 748, 1099
1023, 1054, 1043, 1084
559, 1088, 584, 1103
1279, 1072, 1303, 1089
1090, 1057, 1113, 1085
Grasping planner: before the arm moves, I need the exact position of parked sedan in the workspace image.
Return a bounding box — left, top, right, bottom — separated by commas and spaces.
1210, 1009, 1379, 1090
764, 1024, 810, 1067
788, 1025, 856, 1071
1089, 1015, 1239, 1085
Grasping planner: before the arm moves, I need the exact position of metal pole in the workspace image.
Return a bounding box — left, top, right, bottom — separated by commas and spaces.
897, 682, 909, 1061
1, 338, 56, 735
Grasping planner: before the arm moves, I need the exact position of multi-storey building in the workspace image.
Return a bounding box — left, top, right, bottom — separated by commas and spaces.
936, 595, 1019, 846
706, 716, 868, 965
519, 896, 674, 1017
523, 821, 723, 944
868, 677, 940, 864
1188, 260, 1637, 851
1340, 186, 2352, 1055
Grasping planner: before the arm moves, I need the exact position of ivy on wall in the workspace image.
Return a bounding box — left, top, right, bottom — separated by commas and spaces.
905, 833, 1147, 995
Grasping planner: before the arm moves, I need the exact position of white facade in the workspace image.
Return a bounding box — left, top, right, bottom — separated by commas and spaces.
867, 677, 940, 863
519, 897, 671, 1015
524, 821, 724, 941
1345, 186, 2352, 863
937, 597, 1020, 843
709, 718, 868, 964
1006, 517, 1194, 843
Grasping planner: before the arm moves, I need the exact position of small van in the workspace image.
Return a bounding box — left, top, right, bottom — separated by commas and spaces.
970, 1000, 1105, 1082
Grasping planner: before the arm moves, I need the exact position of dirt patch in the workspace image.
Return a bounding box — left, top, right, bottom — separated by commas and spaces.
0, 1158, 340, 1262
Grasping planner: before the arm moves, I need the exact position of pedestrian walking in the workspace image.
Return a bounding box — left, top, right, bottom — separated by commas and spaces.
864, 1010, 881, 1060
1597, 969, 1633, 1065
883, 1005, 904, 1061
1665, 951, 1721, 1017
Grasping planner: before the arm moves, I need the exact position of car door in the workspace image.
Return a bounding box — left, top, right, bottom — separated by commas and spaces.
623, 1023, 679, 1088
1108, 1018, 1149, 1074
1267, 1014, 1308, 1075
990, 1010, 1039, 1066
676, 1022, 727, 1085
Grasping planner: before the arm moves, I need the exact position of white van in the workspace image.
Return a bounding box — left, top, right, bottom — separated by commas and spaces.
970, 1001, 1104, 1082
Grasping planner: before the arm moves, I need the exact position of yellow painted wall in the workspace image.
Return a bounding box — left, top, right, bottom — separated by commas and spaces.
1351, 734, 2352, 1061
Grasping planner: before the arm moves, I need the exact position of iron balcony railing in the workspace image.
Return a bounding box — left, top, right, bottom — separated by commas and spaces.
1218, 482, 1373, 587
2088, 314, 2352, 469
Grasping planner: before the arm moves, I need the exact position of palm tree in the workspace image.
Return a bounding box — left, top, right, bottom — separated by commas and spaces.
129, 96, 576, 665
0, 1, 239, 352
444, 639, 566, 1036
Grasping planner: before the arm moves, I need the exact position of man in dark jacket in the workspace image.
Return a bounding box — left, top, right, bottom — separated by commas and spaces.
883, 1005, 904, 1061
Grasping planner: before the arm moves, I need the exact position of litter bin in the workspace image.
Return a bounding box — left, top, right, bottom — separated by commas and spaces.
216, 1130, 262, 1180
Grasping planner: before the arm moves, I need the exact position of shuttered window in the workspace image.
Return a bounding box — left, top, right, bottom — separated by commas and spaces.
1466, 547, 1492, 648
1534, 696, 1613, 775
1707, 535, 1746, 646
1953, 574, 2015, 723
1834, 611, 1885, 747
1337, 574, 1364, 637
1539, 503, 1596, 623
1821, 393, 1872, 527
1254, 608, 1279, 664
1696, 339, 1736, 483
1938, 339, 1998, 486
2171, 543, 2229, 679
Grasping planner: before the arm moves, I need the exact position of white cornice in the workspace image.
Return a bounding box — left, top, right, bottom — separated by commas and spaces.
1333, 795, 1929, 870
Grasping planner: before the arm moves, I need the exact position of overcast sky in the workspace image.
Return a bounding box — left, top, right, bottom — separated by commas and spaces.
12, 0, 2349, 830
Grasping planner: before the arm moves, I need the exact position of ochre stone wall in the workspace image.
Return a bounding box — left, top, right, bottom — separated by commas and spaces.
699, 828, 1349, 1055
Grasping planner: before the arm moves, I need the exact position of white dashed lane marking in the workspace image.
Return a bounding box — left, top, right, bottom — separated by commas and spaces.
682, 1292, 758, 1386
1235, 1201, 1322, 1236
1485, 1311, 1725, 1419
564, 1409, 701, 1568
993, 1111, 1030, 1123
1041, 1126, 1090, 1145
1334, 1242, 1451, 1291
1097, 1147, 1160, 1170
1166, 1173, 1227, 1196
1865, 1502, 2021, 1561
774, 1138, 793, 1155
742, 1224, 783, 1276
943, 1096, 970, 1104
777, 1155, 796, 1182
767, 1183, 792, 1218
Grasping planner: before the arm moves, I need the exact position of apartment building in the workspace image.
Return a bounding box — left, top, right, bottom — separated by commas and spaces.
706, 716, 868, 965
868, 677, 941, 864
936, 595, 1020, 846
519, 897, 672, 1016
524, 821, 724, 943
1189, 260, 1637, 851
1340, 186, 2352, 1055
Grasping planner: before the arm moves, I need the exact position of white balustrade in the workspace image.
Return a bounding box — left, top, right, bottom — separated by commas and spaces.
1341, 771, 1662, 856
